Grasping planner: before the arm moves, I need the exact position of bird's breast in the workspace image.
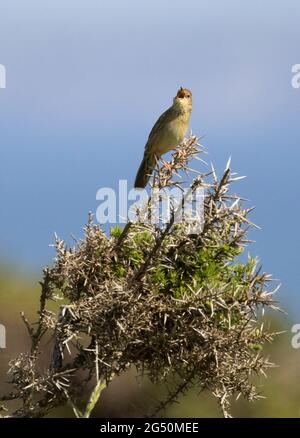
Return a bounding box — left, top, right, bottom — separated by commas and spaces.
156, 117, 189, 155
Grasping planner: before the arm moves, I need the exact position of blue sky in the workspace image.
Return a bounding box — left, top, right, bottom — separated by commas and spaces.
0, 0, 300, 314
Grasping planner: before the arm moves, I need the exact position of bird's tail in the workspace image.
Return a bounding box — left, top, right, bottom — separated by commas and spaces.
134, 154, 156, 189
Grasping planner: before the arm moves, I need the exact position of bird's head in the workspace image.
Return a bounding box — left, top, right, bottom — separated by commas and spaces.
173, 87, 192, 112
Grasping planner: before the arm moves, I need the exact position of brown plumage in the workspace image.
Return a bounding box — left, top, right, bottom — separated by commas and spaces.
134, 87, 192, 188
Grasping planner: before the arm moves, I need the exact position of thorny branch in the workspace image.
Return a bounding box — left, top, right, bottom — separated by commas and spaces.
0, 135, 279, 418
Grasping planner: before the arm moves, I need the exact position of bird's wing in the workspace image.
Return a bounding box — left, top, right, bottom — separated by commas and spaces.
144, 106, 177, 155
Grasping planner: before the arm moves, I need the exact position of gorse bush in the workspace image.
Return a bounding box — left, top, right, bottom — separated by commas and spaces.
1, 136, 279, 418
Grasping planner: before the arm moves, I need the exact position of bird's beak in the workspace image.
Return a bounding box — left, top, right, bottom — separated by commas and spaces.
177, 87, 185, 98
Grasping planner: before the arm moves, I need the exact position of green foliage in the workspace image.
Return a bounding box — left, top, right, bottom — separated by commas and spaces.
1, 137, 278, 419
151, 239, 247, 302
117, 229, 154, 269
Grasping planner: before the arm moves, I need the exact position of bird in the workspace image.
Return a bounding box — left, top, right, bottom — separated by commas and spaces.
134, 87, 192, 189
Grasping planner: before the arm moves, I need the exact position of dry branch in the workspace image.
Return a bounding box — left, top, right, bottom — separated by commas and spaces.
0, 136, 279, 418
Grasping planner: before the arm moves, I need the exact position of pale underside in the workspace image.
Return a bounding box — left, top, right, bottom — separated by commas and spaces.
145, 106, 190, 158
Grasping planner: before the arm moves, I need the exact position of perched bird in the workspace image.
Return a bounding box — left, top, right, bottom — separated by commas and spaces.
134, 87, 192, 188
